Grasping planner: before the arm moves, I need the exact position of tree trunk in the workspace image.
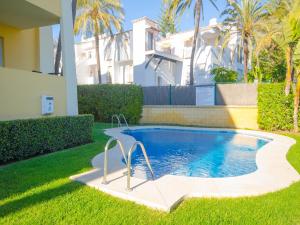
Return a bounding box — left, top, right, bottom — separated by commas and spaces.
95, 33, 102, 84
293, 71, 300, 132
243, 38, 249, 83
285, 46, 293, 96
189, 0, 201, 86
54, 0, 77, 74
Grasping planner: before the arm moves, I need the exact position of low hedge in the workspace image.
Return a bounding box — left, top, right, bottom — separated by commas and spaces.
78, 84, 143, 124
258, 83, 299, 131
0, 115, 94, 164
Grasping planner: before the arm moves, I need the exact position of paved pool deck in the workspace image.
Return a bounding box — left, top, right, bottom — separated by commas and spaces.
70, 126, 300, 212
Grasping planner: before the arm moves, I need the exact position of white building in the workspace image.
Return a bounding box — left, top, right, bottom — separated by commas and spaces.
75, 17, 244, 86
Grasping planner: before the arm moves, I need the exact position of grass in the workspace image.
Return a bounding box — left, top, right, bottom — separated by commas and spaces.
0, 123, 300, 225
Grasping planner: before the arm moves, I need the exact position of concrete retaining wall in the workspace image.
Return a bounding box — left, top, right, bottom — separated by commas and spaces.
141, 105, 258, 129
215, 84, 257, 105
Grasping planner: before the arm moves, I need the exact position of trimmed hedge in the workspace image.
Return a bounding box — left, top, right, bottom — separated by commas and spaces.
0, 115, 94, 164
258, 83, 299, 131
78, 84, 143, 124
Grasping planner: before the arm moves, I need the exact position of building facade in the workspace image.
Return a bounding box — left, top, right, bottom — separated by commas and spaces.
0, 0, 78, 120
75, 17, 244, 86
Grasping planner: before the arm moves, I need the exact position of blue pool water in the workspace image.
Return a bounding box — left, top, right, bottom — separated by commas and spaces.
123, 128, 270, 179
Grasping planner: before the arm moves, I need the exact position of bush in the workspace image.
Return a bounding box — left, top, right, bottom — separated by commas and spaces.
258, 83, 299, 131
253, 48, 286, 83
211, 67, 238, 83
78, 84, 143, 124
0, 115, 94, 164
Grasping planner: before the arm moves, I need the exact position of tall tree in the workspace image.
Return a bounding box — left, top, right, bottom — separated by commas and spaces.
74, 0, 124, 84
293, 42, 300, 132
220, 0, 266, 82
265, 0, 300, 95
54, 0, 78, 75
289, 0, 300, 132
159, 0, 177, 37
165, 0, 217, 85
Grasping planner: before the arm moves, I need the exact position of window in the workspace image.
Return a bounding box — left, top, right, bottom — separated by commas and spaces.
237, 46, 243, 63
106, 71, 112, 84
146, 32, 154, 51
89, 67, 95, 77
127, 65, 133, 83
105, 47, 112, 61
88, 51, 92, 59
0, 37, 4, 67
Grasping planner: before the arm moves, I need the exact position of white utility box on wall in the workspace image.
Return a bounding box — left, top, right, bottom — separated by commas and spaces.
41, 95, 54, 115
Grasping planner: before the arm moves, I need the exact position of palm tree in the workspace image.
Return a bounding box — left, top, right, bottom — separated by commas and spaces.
74, 0, 124, 84
165, 0, 217, 85
54, 0, 78, 74
293, 42, 300, 132
265, 0, 300, 95
289, 1, 300, 132
220, 0, 266, 82
159, 0, 177, 37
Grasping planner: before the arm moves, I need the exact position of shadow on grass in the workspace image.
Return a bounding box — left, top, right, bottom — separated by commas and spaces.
0, 123, 110, 201
0, 182, 81, 217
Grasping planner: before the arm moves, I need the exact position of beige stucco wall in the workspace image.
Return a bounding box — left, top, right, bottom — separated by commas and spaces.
0, 67, 67, 121
141, 105, 259, 130
0, 23, 40, 71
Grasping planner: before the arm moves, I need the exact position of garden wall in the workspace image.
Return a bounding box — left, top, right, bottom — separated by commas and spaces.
143, 84, 257, 106
215, 84, 257, 105
141, 105, 258, 129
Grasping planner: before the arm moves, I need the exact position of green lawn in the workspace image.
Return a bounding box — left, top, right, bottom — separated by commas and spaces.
0, 123, 300, 225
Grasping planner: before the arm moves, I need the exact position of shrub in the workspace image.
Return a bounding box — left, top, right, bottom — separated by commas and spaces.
78, 84, 143, 124
258, 83, 299, 131
211, 67, 238, 83
0, 115, 94, 164
253, 48, 286, 83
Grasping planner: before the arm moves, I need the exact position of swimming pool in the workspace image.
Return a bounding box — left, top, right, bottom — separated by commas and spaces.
72, 126, 299, 212
123, 128, 270, 178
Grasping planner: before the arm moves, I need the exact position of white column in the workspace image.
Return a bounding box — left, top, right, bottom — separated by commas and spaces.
60, 0, 78, 115
132, 19, 146, 85
39, 26, 54, 74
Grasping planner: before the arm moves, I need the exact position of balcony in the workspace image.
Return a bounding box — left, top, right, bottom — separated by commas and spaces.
0, 0, 60, 29
0, 67, 67, 120
0, 0, 78, 119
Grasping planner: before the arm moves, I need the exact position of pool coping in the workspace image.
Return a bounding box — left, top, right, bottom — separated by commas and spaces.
70, 126, 300, 212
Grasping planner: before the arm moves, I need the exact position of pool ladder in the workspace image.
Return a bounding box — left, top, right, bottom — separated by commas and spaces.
111, 114, 129, 129
102, 138, 154, 191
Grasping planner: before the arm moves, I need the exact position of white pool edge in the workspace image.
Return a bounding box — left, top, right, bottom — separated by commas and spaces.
70, 126, 300, 212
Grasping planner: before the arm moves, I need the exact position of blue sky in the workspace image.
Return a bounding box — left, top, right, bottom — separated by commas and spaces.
121, 0, 227, 31
53, 0, 227, 41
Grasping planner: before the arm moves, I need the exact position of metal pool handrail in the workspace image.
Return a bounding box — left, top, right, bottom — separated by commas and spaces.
119, 113, 129, 129
111, 114, 121, 128
126, 141, 154, 191
102, 138, 128, 184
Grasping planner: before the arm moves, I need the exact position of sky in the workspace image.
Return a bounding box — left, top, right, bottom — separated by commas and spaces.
121, 0, 227, 31
53, 0, 227, 42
